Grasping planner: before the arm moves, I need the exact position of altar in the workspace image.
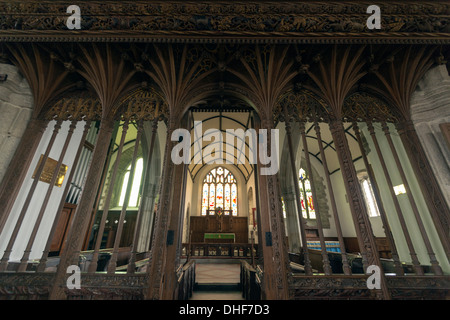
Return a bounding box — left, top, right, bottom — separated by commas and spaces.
204, 233, 235, 243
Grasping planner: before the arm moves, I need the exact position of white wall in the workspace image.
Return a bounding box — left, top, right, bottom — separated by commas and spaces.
358, 122, 449, 273
0, 120, 87, 261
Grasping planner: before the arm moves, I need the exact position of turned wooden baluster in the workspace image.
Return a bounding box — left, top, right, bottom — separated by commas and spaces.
381, 122, 443, 275
0, 120, 62, 272
128, 117, 159, 273
299, 121, 332, 275
366, 121, 423, 275
283, 112, 312, 275
352, 122, 404, 276
37, 120, 92, 272
314, 120, 352, 275
88, 120, 130, 273
18, 120, 78, 272
108, 120, 143, 274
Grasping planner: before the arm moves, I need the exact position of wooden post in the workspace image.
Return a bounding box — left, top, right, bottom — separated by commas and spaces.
366, 121, 423, 275
329, 119, 390, 300
18, 120, 77, 272
37, 120, 92, 272
0, 120, 62, 272
80, 122, 119, 251
49, 118, 115, 300
381, 122, 443, 275
299, 121, 332, 274
160, 154, 187, 299
254, 115, 291, 300
128, 117, 159, 273
108, 121, 143, 273
155, 114, 190, 299
88, 120, 129, 273
283, 117, 313, 275
314, 121, 351, 275
250, 113, 264, 265
145, 122, 176, 300
352, 122, 403, 276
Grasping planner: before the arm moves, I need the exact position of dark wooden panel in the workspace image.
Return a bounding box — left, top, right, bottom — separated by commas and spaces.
190, 216, 248, 244
50, 203, 76, 253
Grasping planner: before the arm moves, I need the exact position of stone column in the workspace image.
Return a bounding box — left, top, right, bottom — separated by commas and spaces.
396, 120, 450, 261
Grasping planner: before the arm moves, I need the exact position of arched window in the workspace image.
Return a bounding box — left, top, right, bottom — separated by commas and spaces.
201, 167, 237, 216
119, 158, 144, 208
358, 173, 381, 217
299, 168, 316, 219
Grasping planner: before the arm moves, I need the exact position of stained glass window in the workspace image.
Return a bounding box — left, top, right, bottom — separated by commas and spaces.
299, 168, 316, 219
201, 166, 237, 216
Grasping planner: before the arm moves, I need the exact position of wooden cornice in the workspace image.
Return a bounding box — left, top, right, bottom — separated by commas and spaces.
0, 1, 449, 44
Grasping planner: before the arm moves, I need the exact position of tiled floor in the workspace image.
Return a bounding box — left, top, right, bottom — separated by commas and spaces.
191, 263, 244, 300
190, 291, 244, 300
195, 263, 241, 284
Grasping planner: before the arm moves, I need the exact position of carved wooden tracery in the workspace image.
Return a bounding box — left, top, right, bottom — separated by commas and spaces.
0, 0, 448, 301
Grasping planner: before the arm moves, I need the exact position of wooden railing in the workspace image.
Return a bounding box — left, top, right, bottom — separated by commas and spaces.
182, 243, 257, 259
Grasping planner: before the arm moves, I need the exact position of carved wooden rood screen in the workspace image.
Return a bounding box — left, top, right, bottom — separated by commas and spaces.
0, 0, 449, 300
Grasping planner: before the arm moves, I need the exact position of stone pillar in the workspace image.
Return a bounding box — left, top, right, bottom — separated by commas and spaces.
0, 62, 34, 183
406, 64, 450, 260
410, 64, 450, 207
396, 120, 450, 261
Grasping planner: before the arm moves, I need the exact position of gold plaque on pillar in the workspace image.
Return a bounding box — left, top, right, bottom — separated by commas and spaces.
32, 155, 68, 187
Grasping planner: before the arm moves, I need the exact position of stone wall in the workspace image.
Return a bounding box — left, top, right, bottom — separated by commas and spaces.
410, 64, 450, 209
0, 63, 33, 184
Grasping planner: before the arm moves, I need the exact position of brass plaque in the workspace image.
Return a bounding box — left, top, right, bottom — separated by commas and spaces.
32, 154, 68, 187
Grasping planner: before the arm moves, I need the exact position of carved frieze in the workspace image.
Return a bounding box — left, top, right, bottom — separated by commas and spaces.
117, 88, 168, 122
343, 92, 399, 123
0, 1, 449, 43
